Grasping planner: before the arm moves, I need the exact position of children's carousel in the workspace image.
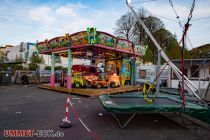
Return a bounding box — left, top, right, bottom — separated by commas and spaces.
36, 27, 143, 96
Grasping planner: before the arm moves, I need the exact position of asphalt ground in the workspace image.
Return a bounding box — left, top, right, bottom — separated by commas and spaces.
0, 85, 210, 140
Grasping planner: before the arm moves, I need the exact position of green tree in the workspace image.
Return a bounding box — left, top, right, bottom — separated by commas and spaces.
188, 44, 210, 59
133, 9, 147, 44
0, 63, 8, 71
28, 52, 44, 70
143, 48, 152, 63
44, 66, 51, 70
153, 29, 181, 63
55, 66, 63, 70
13, 64, 23, 70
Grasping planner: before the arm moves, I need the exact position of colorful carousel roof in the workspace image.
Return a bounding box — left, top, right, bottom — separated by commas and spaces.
36, 28, 143, 59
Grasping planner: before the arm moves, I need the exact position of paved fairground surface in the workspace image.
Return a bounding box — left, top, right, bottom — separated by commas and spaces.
0, 85, 210, 140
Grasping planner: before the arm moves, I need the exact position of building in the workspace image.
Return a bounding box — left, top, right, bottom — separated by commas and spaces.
169, 58, 210, 90
4, 42, 90, 70
5, 42, 35, 63
135, 58, 210, 90
0, 45, 13, 63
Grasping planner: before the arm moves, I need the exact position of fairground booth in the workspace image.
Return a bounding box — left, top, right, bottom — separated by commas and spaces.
36, 28, 143, 95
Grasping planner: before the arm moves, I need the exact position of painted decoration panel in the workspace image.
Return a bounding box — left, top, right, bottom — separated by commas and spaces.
116, 39, 133, 52
135, 44, 148, 55
96, 32, 116, 47
36, 42, 49, 52
121, 59, 131, 80
70, 32, 88, 46
49, 37, 66, 50
36, 29, 142, 57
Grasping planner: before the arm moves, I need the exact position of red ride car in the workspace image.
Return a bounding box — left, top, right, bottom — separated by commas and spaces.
72, 65, 101, 76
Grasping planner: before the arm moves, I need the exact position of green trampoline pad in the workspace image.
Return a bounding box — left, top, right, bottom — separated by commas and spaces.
99, 94, 207, 113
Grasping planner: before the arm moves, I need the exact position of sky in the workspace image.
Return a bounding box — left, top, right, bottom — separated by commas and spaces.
0, 0, 209, 49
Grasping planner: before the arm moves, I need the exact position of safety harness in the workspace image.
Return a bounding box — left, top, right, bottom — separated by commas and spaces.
143, 82, 156, 103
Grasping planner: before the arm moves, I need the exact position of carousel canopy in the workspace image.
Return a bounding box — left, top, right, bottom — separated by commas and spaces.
36, 28, 143, 60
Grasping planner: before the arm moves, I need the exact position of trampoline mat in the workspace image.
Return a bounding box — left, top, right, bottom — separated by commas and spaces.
99, 94, 208, 113
110, 97, 180, 106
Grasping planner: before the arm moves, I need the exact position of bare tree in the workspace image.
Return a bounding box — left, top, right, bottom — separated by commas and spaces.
133, 8, 147, 44
114, 12, 135, 41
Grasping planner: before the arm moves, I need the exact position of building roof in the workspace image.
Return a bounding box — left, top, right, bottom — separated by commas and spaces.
172, 58, 210, 65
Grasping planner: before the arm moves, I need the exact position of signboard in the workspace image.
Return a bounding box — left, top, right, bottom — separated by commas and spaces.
36, 29, 142, 57
117, 39, 133, 52
70, 32, 88, 46
96, 32, 116, 47
135, 44, 148, 55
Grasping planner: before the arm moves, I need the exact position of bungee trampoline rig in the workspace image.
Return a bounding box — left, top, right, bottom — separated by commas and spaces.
98, 0, 209, 128
35, 0, 210, 129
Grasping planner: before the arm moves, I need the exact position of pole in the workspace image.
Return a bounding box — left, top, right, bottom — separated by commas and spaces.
50, 51, 55, 87
202, 78, 210, 99
132, 58, 136, 86
157, 50, 161, 94
181, 37, 185, 108
67, 48, 72, 89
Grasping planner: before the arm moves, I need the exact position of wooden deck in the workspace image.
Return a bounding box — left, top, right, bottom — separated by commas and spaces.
38, 84, 142, 97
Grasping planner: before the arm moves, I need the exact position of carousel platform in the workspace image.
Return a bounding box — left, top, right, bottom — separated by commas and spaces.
38, 84, 142, 97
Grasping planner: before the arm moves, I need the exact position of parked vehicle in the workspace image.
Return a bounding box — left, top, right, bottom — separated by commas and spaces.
136, 65, 169, 87
14, 70, 37, 84
36, 70, 51, 83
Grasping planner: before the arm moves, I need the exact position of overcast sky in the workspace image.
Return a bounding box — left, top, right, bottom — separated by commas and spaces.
0, 0, 209, 49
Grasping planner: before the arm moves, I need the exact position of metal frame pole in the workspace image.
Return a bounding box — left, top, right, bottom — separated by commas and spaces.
157, 50, 161, 94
